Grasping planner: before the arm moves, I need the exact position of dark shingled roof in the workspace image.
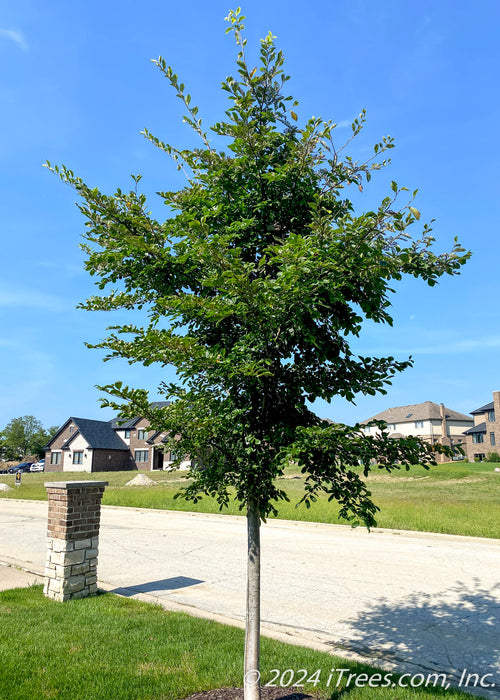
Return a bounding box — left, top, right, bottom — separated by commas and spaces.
65, 418, 128, 450
471, 401, 494, 415
464, 422, 487, 435
109, 416, 138, 430
146, 430, 162, 443
146, 431, 170, 444
110, 401, 170, 430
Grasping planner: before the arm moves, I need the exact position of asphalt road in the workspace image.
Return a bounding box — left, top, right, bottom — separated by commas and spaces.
0, 498, 499, 697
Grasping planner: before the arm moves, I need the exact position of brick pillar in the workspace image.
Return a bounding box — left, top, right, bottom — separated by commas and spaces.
493, 391, 500, 457
493, 391, 500, 424
43, 481, 108, 602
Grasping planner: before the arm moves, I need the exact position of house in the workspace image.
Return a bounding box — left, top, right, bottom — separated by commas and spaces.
361, 401, 473, 462
44, 402, 192, 473
463, 391, 500, 462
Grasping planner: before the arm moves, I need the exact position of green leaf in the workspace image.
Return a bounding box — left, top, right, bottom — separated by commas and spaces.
48, 7, 470, 546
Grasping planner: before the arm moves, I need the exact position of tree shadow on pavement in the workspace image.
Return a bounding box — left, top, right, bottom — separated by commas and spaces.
110, 575, 204, 596
328, 579, 500, 697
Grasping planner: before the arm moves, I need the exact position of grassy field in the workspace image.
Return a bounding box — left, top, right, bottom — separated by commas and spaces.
1, 461, 499, 538
0, 585, 483, 700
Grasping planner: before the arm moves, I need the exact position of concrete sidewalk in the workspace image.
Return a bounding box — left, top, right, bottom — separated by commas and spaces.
0, 562, 43, 591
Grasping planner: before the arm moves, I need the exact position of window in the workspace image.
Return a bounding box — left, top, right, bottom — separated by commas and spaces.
73, 451, 84, 465
472, 433, 484, 444
415, 420, 424, 429
69, 426, 74, 433
138, 430, 148, 440
491, 433, 496, 446
488, 410, 495, 422
124, 429, 131, 439
50, 452, 61, 465
387, 424, 396, 432
134, 450, 149, 463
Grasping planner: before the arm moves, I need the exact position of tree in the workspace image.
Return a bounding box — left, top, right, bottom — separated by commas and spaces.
47, 10, 469, 698
0, 416, 56, 460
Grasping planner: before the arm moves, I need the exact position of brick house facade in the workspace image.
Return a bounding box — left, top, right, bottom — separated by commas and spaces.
361, 401, 473, 463
44, 403, 191, 473
463, 391, 500, 462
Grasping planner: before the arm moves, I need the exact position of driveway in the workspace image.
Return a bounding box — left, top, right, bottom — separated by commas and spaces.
0, 498, 499, 696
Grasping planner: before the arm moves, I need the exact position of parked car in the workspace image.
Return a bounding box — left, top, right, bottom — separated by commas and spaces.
30, 459, 45, 472
7, 462, 33, 474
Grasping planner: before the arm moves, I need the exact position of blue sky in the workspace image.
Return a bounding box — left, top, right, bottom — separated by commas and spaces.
1, 0, 499, 431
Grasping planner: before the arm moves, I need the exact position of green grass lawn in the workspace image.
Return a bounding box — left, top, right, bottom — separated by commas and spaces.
0, 586, 483, 700
1, 462, 499, 538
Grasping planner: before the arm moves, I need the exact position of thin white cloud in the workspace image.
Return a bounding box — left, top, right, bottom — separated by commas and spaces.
0, 289, 68, 312
416, 336, 500, 355
38, 261, 84, 276
362, 336, 500, 356
0, 29, 28, 51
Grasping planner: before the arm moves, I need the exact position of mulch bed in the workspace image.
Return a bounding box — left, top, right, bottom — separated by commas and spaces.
181, 689, 319, 700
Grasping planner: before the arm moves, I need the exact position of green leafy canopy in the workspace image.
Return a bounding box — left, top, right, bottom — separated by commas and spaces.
0, 416, 57, 460
45, 8, 470, 527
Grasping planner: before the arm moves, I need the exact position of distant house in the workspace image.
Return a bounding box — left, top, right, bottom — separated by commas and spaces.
361, 401, 473, 462
463, 391, 500, 462
44, 402, 192, 473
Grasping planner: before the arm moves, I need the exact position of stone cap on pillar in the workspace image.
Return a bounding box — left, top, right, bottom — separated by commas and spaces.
45, 481, 109, 489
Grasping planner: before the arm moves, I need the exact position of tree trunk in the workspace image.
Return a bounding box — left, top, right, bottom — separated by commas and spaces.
244, 497, 261, 700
